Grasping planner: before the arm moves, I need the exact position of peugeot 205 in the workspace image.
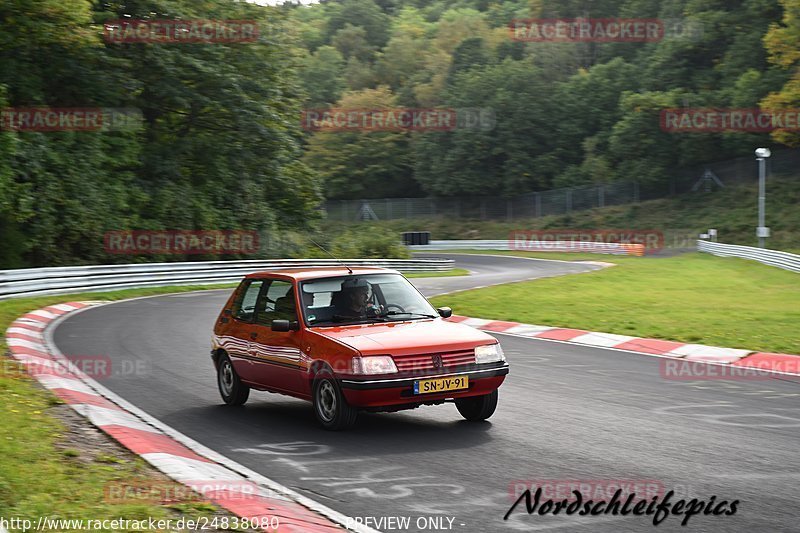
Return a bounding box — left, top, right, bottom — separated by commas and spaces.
211, 267, 508, 430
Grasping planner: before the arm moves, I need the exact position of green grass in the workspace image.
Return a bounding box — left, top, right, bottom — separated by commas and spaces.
330, 174, 800, 251
0, 284, 241, 532
404, 268, 469, 278
430, 252, 800, 354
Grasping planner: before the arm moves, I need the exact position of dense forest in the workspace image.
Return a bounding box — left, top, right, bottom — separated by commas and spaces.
0, 0, 798, 267
296, 0, 799, 199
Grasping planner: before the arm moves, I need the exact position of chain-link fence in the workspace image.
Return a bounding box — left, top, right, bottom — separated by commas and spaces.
324, 149, 800, 222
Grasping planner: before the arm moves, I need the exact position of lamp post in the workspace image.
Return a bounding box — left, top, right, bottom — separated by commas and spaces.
755, 148, 771, 248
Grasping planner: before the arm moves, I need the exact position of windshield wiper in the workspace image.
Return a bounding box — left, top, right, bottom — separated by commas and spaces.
380, 311, 437, 319
328, 314, 389, 324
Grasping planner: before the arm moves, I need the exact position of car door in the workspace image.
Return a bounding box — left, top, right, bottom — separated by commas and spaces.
222, 279, 264, 383
249, 278, 304, 393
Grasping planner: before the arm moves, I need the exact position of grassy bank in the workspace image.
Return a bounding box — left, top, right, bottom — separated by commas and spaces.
0, 285, 246, 532
430, 252, 800, 354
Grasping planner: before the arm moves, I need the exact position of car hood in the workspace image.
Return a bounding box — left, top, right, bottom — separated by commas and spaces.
312, 319, 496, 356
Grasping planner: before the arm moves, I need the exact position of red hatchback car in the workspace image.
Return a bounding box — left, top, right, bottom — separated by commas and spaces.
211, 267, 508, 430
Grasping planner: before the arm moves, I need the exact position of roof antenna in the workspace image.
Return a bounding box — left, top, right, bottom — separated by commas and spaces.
309, 238, 353, 274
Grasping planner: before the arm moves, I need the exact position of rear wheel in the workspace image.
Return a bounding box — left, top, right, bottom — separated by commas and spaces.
217, 354, 250, 406
313, 371, 358, 430
455, 389, 498, 421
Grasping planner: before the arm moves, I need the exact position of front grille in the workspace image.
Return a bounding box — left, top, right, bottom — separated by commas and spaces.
392, 350, 476, 373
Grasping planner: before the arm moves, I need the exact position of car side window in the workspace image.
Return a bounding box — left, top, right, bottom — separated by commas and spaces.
256, 280, 297, 326
232, 280, 264, 322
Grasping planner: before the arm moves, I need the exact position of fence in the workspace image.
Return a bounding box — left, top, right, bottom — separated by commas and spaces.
325, 149, 800, 222
326, 181, 638, 221
697, 240, 800, 273
0, 258, 455, 300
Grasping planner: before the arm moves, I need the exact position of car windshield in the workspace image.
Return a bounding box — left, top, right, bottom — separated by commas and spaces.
300, 273, 438, 327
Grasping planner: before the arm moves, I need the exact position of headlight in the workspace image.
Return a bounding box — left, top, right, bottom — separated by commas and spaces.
351, 355, 398, 375
475, 343, 505, 364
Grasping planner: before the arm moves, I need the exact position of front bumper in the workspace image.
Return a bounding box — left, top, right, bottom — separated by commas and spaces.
340, 364, 509, 407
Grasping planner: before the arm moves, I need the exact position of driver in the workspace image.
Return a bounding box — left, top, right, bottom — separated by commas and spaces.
338, 278, 381, 317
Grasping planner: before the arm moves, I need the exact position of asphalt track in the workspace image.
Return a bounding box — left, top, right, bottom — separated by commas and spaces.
53, 254, 799, 532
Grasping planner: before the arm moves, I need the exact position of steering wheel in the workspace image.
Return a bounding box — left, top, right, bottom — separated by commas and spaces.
384, 304, 406, 314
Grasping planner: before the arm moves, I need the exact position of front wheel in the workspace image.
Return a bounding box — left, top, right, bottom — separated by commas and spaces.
455, 389, 498, 421
313, 371, 358, 430
217, 354, 250, 406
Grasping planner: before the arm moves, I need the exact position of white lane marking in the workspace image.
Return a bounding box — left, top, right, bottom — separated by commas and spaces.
274, 457, 363, 474
50, 303, 84, 312
459, 317, 491, 327
6, 327, 44, 338
570, 332, 637, 348
141, 453, 289, 502
36, 375, 96, 395
504, 324, 554, 336
667, 344, 751, 361
231, 442, 331, 455
12, 318, 48, 327
72, 404, 162, 434
7, 338, 48, 351
490, 330, 800, 378
13, 356, 59, 368
26, 309, 59, 320
45, 303, 379, 533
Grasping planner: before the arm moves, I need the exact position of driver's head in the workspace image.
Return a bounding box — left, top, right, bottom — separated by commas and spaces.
341, 278, 370, 311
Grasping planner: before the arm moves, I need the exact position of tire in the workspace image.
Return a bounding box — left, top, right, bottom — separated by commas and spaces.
217, 354, 250, 406
312, 370, 358, 430
455, 389, 498, 421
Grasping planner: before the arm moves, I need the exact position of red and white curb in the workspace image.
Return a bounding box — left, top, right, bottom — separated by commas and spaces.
448, 315, 800, 377
5, 302, 377, 533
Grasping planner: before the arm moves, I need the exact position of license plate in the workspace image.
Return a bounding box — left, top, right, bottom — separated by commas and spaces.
413, 375, 469, 394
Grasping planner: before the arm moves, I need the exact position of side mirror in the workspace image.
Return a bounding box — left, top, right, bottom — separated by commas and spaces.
437, 307, 452, 318
223, 309, 232, 316
272, 319, 300, 332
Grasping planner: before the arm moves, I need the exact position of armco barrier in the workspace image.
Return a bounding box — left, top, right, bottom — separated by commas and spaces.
698, 240, 800, 273
0, 258, 454, 300
408, 240, 645, 256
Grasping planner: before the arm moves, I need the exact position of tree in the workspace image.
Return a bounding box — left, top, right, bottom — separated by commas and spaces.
413, 59, 562, 196
300, 46, 347, 105
302, 86, 421, 199
0, 0, 323, 267
761, 0, 800, 146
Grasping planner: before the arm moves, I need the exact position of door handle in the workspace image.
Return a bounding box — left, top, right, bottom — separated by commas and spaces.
250, 332, 258, 340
